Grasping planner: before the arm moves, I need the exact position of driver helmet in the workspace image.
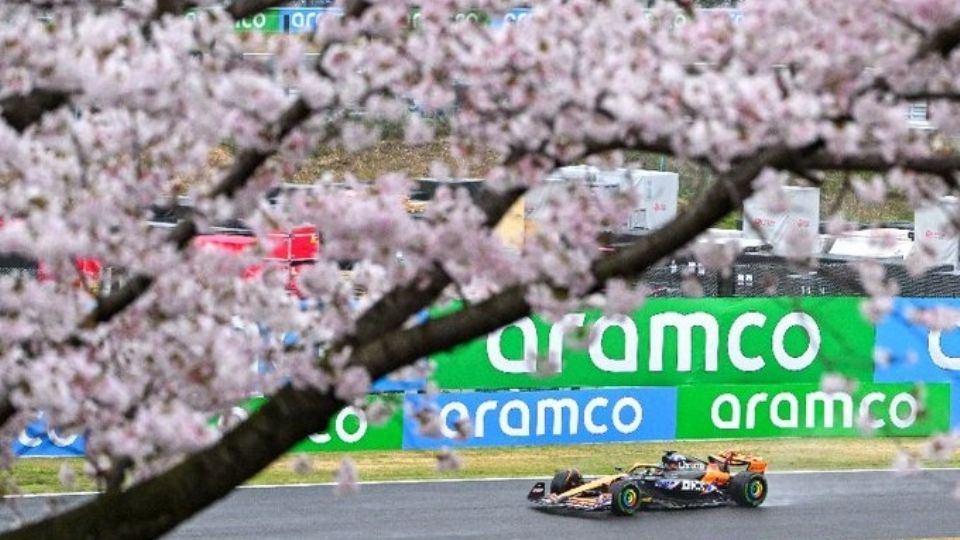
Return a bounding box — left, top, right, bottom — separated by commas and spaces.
662, 451, 688, 469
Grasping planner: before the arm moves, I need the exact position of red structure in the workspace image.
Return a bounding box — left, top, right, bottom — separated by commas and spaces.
192, 224, 319, 296
1, 218, 318, 297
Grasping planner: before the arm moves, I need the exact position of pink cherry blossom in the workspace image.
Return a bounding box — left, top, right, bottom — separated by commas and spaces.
681, 274, 705, 298
922, 433, 958, 461
453, 416, 473, 440
435, 447, 463, 472
363, 399, 395, 427
856, 410, 878, 437
333, 366, 371, 404
907, 306, 960, 331
58, 463, 76, 488
819, 372, 858, 395
291, 454, 313, 476
892, 450, 921, 476
334, 456, 359, 496
602, 278, 650, 316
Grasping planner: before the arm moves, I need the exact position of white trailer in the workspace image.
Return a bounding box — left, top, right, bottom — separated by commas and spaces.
913, 196, 960, 270
527, 166, 679, 234
742, 186, 821, 256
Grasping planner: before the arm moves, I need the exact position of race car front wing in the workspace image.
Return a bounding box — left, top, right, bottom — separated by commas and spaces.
526, 482, 611, 513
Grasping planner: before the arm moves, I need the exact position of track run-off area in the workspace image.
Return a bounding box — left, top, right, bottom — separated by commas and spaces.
4, 469, 960, 539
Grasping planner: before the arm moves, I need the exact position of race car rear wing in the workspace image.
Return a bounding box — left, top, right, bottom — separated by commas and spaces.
710, 450, 768, 473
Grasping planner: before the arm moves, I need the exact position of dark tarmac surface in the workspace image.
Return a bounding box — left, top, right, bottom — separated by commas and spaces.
7, 470, 960, 539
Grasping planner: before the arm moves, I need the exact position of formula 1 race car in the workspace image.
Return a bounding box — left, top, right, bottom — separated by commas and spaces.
527, 450, 768, 516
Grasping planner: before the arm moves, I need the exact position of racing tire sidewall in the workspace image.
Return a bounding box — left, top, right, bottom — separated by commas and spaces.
550, 469, 583, 495
730, 472, 767, 508
610, 480, 642, 516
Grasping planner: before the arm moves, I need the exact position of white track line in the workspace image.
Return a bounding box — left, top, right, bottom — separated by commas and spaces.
7, 467, 960, 500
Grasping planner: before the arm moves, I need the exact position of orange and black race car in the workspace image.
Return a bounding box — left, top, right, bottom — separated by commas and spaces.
527, 450, 768, 516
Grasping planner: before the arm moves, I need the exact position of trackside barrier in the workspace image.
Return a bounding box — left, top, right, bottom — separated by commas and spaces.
15, 296, 960, 456
875, 298, 960, 429
13, 418, 85, 457
189, 7, 745, 35
402, 387, 677, 450
17, 381, 949, 456
428, 297, 875, 389
675, 383, 949, 439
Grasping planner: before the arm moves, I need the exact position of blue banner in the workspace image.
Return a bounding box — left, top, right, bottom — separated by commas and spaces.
402, 387, 677, 449
13, 418, 85, 457
875, 297, 960, 428
270, 7, 741, 33
372, 377, 425, 392
487, 7, 531, 29
277, 7, 340, 33
265, 7, 531, 33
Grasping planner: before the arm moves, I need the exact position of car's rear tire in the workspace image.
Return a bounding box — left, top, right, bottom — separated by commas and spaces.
550, 469, 583, 495
729, 472, 767, 507
610, 480, 642, 516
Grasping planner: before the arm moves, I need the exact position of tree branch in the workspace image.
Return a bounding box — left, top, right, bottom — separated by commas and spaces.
0, 3, 388, 436
0, 180, 526, 540
798, 153, 960, 177
225, 0, 289, 21
896, 91, 960, 102
342, 134, 673, 358
344, 186, 526, 349
0, 384, 344, 540
85, 6, 380, 326
211, 98, 312, 199
0, 399, 15, 432
151, 0, 196, 19
0, 89, 71, 133
82, 92, 335, 327
916, 17, 960, 59
352, 145, 799, 378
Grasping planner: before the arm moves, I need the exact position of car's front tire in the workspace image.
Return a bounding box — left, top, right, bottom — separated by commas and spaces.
610, 480, 642, 516
550, 469, 583, 495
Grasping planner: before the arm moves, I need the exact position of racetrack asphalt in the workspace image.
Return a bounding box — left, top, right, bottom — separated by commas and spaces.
5, 470, 960, 539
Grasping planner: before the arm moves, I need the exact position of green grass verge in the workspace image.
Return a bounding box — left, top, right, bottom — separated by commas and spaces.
7, 437, 958, 495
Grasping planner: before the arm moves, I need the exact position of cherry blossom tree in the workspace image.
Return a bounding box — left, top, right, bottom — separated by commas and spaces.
0, 0, 959, 538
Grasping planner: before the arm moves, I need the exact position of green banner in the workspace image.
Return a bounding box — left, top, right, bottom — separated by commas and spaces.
675, 383, 950, 438
430, 297, 874, 390
186, 9, 284, 33
232, 10, 283, 33
189, 6, 525, 35
233, 395, 403, 452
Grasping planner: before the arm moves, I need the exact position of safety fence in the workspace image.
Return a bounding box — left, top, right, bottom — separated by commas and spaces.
636, 254, 960, 298
17, 296, 960, 456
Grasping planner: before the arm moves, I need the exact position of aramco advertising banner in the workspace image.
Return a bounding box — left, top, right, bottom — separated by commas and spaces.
18, 296, 960, 457
241, 395, 405, 453
428, 297, 875, 390
874, 298, 960, 429
13, 382, 949, 457
189, 6, 533, 34
210, 7, 746, 35
675, 383, 950, 439
402, 387, 677, 450
13, 416, 85, 457
12, 395, 405, 458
